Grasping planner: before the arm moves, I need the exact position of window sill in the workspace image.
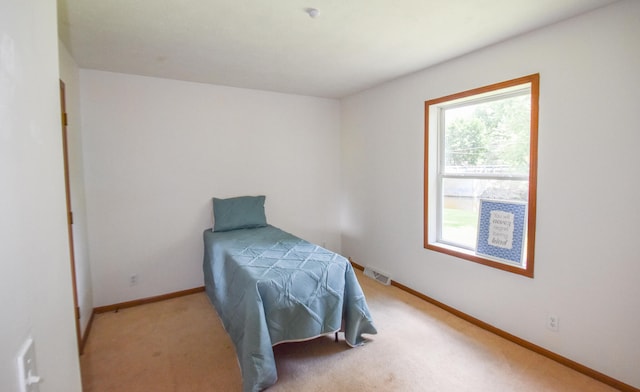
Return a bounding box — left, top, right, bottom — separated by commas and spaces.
425, 242, 533, 278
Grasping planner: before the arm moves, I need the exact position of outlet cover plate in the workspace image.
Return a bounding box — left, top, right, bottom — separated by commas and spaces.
547, 314, 559, 331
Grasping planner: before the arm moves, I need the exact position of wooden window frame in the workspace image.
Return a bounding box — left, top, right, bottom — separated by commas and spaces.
424, 74, 539, 278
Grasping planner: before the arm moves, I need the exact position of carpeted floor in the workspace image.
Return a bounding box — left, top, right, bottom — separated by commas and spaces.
80, 270, 617, 391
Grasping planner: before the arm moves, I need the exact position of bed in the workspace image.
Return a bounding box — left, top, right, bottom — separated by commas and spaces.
203, 195, 377, 392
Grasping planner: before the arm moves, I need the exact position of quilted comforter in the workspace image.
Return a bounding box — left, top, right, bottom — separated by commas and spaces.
203, 225, 377, 392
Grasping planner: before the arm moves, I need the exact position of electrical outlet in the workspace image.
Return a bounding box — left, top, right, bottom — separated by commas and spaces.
129, 274, 138, 286
547, 314, 559, 331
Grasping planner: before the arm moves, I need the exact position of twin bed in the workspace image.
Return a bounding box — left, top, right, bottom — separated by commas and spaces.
202, 195, 377, 391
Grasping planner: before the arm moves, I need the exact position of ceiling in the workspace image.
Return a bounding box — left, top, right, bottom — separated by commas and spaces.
57, 0, 617, 98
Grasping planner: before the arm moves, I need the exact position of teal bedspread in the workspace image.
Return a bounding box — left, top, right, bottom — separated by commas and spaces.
203, 225, 377, 392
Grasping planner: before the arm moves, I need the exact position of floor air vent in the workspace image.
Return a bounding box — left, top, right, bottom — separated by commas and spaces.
363, 267, 391, 285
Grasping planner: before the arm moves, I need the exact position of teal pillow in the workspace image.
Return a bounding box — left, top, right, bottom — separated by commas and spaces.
212, 195, 267, 232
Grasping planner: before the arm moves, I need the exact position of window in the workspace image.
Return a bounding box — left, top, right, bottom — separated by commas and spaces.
424, 74, 539, 277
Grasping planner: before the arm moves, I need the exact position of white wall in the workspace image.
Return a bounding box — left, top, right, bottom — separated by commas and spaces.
341, 1, 640, 388
80, 70, 342, 307
0, 1, 82, 391
59, 41, 94, 336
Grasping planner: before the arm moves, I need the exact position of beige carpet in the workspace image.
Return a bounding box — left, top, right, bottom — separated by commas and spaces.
80, 270, 617, 391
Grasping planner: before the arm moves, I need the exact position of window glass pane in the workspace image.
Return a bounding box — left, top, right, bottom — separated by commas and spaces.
443, 94, 530, 176
441, 197, 478, 249
441, 178, 529, 248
